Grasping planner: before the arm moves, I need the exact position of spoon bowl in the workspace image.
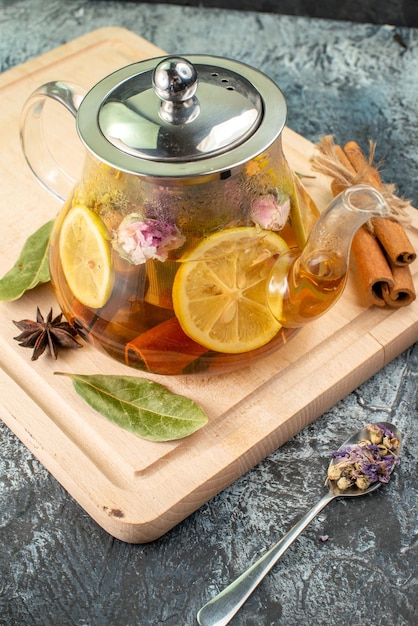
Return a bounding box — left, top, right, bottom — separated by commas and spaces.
197, 422, 401, 626
327, 421, 401, 497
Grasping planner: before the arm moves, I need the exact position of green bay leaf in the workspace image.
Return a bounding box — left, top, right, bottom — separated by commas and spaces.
0, 219, 54, 301
63, 373, 208, 442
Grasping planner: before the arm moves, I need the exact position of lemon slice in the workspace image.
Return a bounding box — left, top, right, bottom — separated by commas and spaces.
291, 173, 320, 248
59, 204, 114, 308
172, 227, 289, 353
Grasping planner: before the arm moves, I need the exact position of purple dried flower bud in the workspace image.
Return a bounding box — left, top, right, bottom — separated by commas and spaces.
331, 447, 351, 459
376, 423, 396, 438
366, 422, 385, 444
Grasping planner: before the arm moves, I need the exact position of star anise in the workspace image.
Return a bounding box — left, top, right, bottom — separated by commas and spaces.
13, 307, 82, 360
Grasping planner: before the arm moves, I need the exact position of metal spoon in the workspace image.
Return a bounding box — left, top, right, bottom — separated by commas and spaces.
197, 422, 401, 626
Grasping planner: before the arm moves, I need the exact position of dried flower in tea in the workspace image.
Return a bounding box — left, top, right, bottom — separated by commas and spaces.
327, 422, 400, 491
112, 216, 186, 265
250, 190, 290, 231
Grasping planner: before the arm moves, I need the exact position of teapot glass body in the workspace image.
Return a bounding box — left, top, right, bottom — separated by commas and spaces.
22, 55, 391, 375
24, 55, 376, 375
48, 142, 317, 375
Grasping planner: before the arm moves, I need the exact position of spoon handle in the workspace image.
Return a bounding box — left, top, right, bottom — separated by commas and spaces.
197, 491, 335, 626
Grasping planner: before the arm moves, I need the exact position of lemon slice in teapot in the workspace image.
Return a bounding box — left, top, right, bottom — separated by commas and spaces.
59, 204, 114, 308
172, 227, 288, 353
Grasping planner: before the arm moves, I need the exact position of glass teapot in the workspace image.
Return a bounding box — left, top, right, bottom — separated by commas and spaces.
20, 55, 390, 375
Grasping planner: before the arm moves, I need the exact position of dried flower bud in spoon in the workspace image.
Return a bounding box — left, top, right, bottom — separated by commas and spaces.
327, 422, 400, 491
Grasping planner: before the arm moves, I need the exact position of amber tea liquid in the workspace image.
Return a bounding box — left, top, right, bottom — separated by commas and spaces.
269, 251, 347, 328
47, 146, 316, 375
49, 229, 298, 375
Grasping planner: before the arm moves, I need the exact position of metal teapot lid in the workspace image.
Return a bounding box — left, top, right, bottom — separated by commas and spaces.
77, 55, 287, 178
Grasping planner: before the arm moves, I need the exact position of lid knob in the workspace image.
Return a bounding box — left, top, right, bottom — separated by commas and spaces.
152, 57, 200, 125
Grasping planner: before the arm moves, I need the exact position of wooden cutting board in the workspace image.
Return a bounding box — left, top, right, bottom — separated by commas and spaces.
1, 27, 417, 543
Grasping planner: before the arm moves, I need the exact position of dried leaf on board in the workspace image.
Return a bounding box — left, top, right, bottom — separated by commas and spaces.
0, 219, 53, 301
58, 372, 208, 442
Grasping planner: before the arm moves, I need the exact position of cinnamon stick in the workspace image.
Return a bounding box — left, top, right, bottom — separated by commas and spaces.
342, 141, 416, 267
352, 226, 415, 307
382, 264, 417, 307
343, 141, 382, 189
125, 317, 207, 375
330, 145, 356, 196
371, 217, 416, 266
327, 140, 416, 307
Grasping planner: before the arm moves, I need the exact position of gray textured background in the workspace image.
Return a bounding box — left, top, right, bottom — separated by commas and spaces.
102, 0, 418, 27
1, 2, 417, 625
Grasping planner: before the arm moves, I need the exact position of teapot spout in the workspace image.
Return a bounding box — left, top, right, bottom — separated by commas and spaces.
268, 184, 391, 327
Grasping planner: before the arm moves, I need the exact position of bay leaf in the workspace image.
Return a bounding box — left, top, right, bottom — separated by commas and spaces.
60, 372, 208, 441
0, 219, 53, 301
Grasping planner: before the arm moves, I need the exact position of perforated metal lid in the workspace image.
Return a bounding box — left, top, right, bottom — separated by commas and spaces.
76, 55, 287, 178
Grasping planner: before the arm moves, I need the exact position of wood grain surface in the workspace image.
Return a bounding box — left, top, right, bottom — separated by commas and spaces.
1, 27, 417, 543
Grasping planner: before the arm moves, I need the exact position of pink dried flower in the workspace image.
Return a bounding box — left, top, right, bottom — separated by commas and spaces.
113, 216, 186, 265
250, 192, 290, 231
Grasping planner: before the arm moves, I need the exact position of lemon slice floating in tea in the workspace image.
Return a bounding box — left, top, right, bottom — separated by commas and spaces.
172, 227, 289, 353
59, 204, 114, 308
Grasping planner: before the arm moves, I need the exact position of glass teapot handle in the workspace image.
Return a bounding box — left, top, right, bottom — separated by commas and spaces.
20, 81, 86, 202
